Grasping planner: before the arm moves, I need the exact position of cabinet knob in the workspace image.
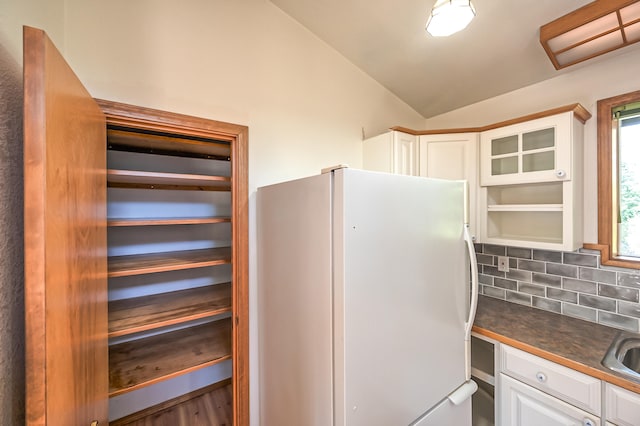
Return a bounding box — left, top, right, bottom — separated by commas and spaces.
555, 169, 566, 178
90, 422, 98, 426
535, 372, 547, 383
583, 418, 595, 426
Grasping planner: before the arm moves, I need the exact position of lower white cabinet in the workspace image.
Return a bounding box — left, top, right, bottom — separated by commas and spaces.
605, 383, 640, 426
477, 342, 640, 426
501, 374, 600, 426
501, 345, 601, 415
499, 345, 601, 426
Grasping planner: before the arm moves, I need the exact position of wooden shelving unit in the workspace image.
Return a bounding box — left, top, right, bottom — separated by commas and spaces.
109, 319, 232, 397
107, 169, 231, 191
107, 128, 231, 159
98, 103, 248, 425
108, 217, 231, 227
108, 282, 232, 337
108, 247, 232, 278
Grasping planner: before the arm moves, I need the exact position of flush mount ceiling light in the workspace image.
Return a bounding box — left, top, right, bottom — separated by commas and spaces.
540, 0, 640, 70
426, 0, 476, 37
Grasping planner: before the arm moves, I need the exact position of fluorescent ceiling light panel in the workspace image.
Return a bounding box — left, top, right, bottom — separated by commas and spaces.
540, 0, 640, 70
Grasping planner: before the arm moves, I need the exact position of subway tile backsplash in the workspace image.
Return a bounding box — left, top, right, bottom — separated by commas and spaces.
475, 243, 640, 332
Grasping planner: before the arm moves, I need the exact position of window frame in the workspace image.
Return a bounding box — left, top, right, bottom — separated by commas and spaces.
587, 89, 640, 269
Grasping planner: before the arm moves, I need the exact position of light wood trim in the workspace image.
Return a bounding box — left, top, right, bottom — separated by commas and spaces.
391, 125, 484, 135
107, 168, 231, 190
391, 103, 591, 135
108, 128, 231, 157
110, 379, 232, 426
97, 99, 244, 142
100, 100, 250, 425
108, 247, 232, 277
473, 325, 640, 394
232, 121, 250, 426
587, 90, 640, 269
109, 319, 232, 396
539, 0, 640, 70
108, 216, 231, 226
108, 283, 232, 337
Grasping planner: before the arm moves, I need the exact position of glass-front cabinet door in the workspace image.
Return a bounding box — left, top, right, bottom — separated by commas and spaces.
480, 112, 572, 186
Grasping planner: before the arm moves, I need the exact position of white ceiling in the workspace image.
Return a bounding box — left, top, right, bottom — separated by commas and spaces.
269, 0, 603, 118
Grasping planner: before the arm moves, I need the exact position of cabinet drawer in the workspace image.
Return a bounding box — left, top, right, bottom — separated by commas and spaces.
501, 345, 601, 415
500, 374, 600, 426
606, 383, 640, 426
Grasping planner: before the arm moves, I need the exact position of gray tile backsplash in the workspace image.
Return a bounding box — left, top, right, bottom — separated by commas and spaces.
475, 243, 640, 332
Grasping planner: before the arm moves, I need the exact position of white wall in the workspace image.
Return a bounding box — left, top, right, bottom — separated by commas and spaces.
0, 2, 66, 424
423, 46, 640, 244
59, 0, 425, 424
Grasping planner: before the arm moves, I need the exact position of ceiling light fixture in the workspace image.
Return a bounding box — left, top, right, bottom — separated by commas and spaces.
540, 0, 640, 70
426, 0, 476, 37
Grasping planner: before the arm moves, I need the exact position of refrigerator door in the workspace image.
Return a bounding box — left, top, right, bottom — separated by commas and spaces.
332, 169, 469, 426
258, 174, 334, 426
412, 396, 472, 426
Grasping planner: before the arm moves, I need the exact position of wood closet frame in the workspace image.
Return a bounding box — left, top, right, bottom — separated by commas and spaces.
23, 26, 249, 426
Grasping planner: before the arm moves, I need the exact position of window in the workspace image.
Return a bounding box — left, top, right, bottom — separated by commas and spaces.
593, 90, 640, 268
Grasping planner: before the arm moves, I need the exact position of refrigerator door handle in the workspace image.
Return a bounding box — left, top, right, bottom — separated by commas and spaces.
463, 224, 479, 381
447, 379, 478, 405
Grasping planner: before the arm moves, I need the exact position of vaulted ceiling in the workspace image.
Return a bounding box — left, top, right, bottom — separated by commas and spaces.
269, 0, 635, 118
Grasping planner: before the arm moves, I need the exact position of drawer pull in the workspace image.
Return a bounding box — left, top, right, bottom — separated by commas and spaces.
583, 418, 595, 426
535, 372, 547, 383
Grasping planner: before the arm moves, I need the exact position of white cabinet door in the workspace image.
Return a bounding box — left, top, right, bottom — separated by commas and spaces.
500, 374, 600, 426
418, 133, 478, 237
393, 131, 418, 175
480, 112, 572, 186
363, 131, 417, 175
606, 383, 640, 426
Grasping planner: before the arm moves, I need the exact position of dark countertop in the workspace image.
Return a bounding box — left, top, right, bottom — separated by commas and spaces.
472, 295, 640, 394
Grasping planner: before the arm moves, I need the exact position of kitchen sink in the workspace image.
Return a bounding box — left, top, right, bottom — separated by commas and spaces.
602, 332, 640, 383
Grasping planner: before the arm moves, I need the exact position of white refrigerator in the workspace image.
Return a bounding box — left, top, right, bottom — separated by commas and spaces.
258, 167, 479, 426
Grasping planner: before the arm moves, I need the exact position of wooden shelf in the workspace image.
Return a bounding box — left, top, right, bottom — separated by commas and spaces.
108, 128, 231, 158
108, 283, 232, 338
108, 247, 231, 278
108, 217, 231, 227
107, 169, 231, 191
109, 319, 232, 397
487, 204, 563, 212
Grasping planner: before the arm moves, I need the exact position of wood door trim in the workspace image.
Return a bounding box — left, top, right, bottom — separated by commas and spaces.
98, 99, 250, 425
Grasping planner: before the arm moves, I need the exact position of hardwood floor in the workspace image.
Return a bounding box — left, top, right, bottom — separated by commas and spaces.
111, 380, 233, 426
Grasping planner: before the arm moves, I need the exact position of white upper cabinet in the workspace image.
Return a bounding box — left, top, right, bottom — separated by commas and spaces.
480, 112, 574, 186
477, 106, 589, 250
363, 130, 417, 176
419, 133, 478, 237
363, 130, 478, 235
